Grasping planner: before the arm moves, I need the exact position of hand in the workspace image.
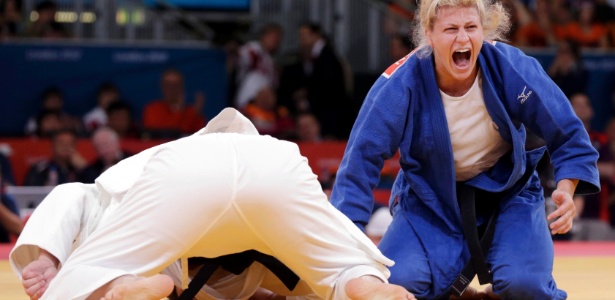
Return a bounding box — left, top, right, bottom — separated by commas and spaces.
70, 150, 87, 170
547, 179, 578, 235
21, 251, 59, 300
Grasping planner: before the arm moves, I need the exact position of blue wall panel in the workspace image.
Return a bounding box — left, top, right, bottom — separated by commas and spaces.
0, 42, 227, 136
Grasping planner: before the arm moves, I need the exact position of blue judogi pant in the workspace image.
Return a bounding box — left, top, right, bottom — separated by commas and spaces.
379, 179, 567, 300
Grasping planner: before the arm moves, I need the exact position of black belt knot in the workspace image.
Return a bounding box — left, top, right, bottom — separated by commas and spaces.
177, 250, 300, 299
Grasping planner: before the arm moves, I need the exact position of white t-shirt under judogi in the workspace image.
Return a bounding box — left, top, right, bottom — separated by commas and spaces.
440, 73, 512, 181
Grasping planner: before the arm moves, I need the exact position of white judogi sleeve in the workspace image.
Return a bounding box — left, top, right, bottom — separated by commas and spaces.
9, 183, 101, 278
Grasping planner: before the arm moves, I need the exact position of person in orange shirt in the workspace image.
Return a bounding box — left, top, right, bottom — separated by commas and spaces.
142, 69, 206, 137
514, 0, 559, 47
557, 2, 609, 48
237, 72, 294, 138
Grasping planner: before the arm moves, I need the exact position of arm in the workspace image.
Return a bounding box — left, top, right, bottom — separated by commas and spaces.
500, 47, 599, 233
10, 183, 96, 276
330, 71, 411, 230
0, 194, 23, 236
505, 51, 599, 194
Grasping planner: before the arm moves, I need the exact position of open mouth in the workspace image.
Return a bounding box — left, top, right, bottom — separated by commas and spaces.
452, 49, 471, 68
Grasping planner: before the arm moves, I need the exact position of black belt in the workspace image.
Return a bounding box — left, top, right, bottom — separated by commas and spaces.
449, 184, 499, 297
177, 250, 300, 300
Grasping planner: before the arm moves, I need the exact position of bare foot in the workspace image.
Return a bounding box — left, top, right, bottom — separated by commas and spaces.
346, 276, 416, 300
101, 274, 174, 300
21, 250, 59, 299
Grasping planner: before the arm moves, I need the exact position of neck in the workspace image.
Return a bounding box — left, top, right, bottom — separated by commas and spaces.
437, 67, 478, 97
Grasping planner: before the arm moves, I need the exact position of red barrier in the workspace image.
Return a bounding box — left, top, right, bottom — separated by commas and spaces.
0, 138, 163, 186
0, 138, 399, 205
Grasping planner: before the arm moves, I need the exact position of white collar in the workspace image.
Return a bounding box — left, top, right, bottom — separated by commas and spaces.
312, 39, 326, 58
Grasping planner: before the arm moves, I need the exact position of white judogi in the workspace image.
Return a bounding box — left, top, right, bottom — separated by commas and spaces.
10, 108, 393, 300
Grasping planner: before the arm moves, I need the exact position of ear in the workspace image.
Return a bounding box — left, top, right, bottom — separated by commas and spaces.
425, 29, 433, 47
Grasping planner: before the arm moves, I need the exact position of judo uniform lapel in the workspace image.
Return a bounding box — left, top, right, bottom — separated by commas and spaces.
416, 56, 459, 224
465, 48, 527, 193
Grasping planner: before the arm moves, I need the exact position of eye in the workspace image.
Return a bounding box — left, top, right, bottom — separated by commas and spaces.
445, 27, 457, 32
466, 25, 477, 30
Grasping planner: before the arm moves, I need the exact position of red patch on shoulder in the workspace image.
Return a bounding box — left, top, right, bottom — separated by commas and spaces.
382, 48, 417, 78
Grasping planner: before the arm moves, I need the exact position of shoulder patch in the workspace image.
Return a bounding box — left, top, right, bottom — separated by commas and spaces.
382, 48, 417, 79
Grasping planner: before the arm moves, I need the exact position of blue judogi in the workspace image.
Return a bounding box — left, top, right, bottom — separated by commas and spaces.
331, 41, 600, 299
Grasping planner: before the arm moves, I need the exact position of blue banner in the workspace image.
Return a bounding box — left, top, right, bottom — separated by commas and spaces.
0, 41, 228, 136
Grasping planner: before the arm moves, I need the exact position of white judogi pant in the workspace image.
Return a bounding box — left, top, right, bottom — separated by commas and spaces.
10, 108, 393, 300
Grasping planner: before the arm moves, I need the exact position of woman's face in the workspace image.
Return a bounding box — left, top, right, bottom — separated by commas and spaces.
426, 6, 484, 86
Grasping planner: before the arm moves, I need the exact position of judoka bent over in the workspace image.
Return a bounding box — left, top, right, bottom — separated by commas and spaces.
11, 108, 413, 300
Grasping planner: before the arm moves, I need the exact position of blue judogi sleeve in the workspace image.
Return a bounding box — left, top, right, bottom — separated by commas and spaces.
485, 43, 600, 194
330, 62, 412, 231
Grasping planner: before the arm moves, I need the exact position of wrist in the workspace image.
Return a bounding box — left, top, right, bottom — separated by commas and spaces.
38, 248, 60, 267
556, 179, 578, 196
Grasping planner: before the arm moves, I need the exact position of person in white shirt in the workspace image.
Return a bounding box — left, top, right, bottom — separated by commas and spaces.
82, 83, 120, 132
11, 108, 414, 300
235, 23, 283, 107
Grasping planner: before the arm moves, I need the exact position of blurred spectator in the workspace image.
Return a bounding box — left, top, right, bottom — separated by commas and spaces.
514, 0, 558, 47
295, 112, 322, 143
34, 110, 62, 138
25, 87, 83, 137
142, 69, 206, 137
365, 206, 393, 245
223, 36, 242, 108
78, 127, 131, 184
389, 33, 413, 62
596, 0, 615, 48
235, 23, 283, 95
558, 1, 609, 48
0, 165, 22, 243
498, 0, 520, 44
547, 39, 588, 97
23, 129, 86, 186
0, 0, 23, 40
237, 72, 294, 138
569, 93, 615, 240
603, 118, 615, 228
22, 0, 68, 39
0, 145, 15, 186
106, 101, 139, 139
280, 23, 348, 139
83, 83, 120, 133
549, 0, 574, 41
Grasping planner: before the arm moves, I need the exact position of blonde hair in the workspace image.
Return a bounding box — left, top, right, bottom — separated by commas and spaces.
412, 0, 510, 57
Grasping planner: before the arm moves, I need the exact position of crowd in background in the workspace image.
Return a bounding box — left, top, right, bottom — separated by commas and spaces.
1, 0, 615, 242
